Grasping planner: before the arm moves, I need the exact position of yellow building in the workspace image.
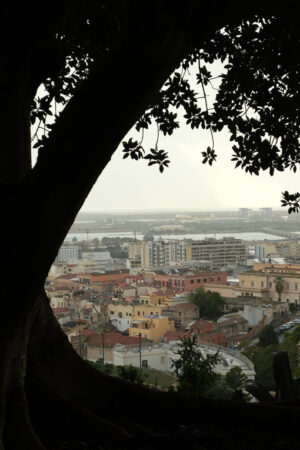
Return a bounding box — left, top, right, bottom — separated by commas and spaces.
129, 316, 175, 342
203, 284, 237, 299
108, 302, 134, 319
238, 263, 300, 305
139, 293, 171, 306
134, 304, 165, 318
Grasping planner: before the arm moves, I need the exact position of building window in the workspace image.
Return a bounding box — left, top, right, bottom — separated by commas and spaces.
261, 282, 264, 288
182, 280, 185, 286
197, 279, 200, 283
269, 282, 272, 288
296, 283, 298, 291
179, 312, 182, 317
218, 277, 221, 281
287, 298, 289, 303
137, 311, 140, 316
241, 280, 244, 288
210, 278, 214, 282
150, 312, 153, 315
110, 311, 114, 315
190, 280, 194, 284
286, 283, 289, 290
203, 278, 207, 282
251, 281, 254, 287
160, 356, 165, 364
142, 360, 148, 368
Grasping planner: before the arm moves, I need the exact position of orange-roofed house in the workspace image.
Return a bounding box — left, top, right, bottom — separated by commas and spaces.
85, 331, 146, 362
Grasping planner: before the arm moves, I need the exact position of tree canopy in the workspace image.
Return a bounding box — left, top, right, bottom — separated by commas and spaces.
189, 288, 225, 320
274, 276, 285, 301
258, 324, 279, 347
172, 336, 220, 396
2, 2, 300, 449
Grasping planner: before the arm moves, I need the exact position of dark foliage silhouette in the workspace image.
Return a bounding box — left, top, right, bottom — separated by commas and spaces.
1, 2, 300, 449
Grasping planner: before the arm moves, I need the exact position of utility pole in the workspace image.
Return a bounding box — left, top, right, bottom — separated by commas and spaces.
102, 331, 105, 362
139, 332, 142, 374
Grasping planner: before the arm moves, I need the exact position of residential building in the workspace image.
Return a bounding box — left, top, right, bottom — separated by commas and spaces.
108, 302, 134, 332
128, 242, 142, 259
191, 317, 249, 347
78, 271, 129, 285
162, 303, 199, 329
82, 251, 111, 261
141, 239, 183, 268
84, 331, 146, 362
185, 238, 247, 269
56, 246, 82, 264
129, 316, 175, 342
138, 293, 172, 306
239, 208, 252, 218
260, 207, 272, 218
237, 262, 300, 304
239, 304, 266, 327
153, 271, 227, 293
254, 245, 265, 260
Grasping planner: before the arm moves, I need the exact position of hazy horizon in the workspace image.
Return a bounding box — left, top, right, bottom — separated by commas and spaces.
75, 62, 300, 214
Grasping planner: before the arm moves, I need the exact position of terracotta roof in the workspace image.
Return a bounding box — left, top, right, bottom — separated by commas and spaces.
57, 274, 79, 279
163, 330, 190, 341
79, 329, 97, 336
173, 303, 198, 311
75, 319, 89, 324
86, 331, 146, 348
214, 317, 248, 329
53, 307, 69, 314
191, 319, 213, 329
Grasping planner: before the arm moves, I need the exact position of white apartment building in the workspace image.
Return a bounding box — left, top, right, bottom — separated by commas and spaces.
130, 238, 246, 269
56, 246, 81, 264
141, 240, 187, 268
82, 251, 111, 261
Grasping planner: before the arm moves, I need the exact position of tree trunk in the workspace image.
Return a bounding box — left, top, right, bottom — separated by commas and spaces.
0, 2, 299, 448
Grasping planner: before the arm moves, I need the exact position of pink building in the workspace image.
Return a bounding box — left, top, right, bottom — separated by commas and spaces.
153, 272, 227, 293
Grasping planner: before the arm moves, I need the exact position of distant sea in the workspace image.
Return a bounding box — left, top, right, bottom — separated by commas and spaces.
65, 231, 284, 242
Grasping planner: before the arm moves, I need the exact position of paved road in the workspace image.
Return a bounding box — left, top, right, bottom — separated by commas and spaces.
277, 321, 300, 343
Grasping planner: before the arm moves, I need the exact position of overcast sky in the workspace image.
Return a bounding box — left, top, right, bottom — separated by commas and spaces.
79, 60, 300, 214
33, 64, 300, 214
80, 120, 300, 213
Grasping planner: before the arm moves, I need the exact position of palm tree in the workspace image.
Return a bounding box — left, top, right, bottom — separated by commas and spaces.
274, 276, 285, 302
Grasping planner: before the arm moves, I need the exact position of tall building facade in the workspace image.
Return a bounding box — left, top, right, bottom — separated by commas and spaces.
254, 245, 265, 260
185, 238, 247, 269
139, 238, 246, 269
56, 245, 81, 264
142, 240, 179, 267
